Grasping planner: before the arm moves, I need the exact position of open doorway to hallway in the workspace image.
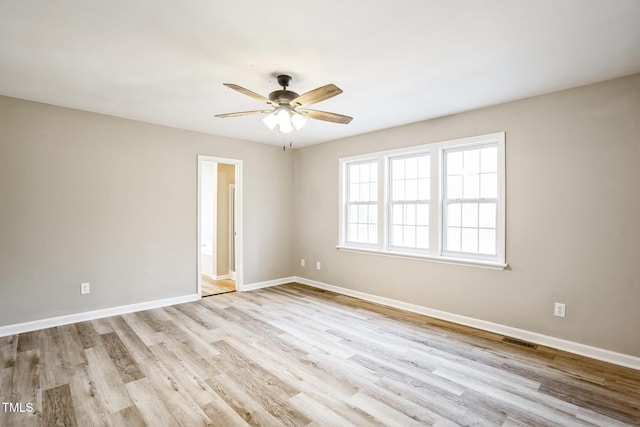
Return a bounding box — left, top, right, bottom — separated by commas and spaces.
202, 276, 235, 296
198, 156, 243, 297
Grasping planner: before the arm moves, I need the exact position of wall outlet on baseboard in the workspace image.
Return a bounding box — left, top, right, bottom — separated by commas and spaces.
554, 302, 566, 318
316, 261, 321, 270
301, 258, 305, 267
81, 282, 90, 295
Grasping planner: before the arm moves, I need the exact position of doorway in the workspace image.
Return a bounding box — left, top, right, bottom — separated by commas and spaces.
197, 156, 243, 297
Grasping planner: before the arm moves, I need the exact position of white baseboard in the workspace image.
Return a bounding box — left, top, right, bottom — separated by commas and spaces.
0, 293, 199, 338
241, 276, 296, 292
294, 276, 640, 371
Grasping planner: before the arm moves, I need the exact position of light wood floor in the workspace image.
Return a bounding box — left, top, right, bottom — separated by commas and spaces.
1, 283, 639, 426
202, 275, 235, 297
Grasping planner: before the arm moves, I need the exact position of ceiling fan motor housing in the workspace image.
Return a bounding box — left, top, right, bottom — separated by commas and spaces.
268, 89, 299, 105
268, 75, 299, 105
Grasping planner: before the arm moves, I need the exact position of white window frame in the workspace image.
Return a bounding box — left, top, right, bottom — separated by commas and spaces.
338, 132, 506, 269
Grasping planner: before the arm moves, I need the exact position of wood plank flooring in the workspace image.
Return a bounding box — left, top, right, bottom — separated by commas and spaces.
202, 275, 236, 297
1, 283, 639, 426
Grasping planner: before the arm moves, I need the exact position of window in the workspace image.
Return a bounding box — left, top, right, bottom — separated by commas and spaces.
339, 132, 505, 268
345, 160, 378, 245
443, 144, 498, 258
389, 153, 430, 250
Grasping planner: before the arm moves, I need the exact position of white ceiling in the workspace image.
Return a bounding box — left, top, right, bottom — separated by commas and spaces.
1, 1, 639, 148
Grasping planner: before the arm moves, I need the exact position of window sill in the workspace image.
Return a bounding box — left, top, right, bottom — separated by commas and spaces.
335, 245, 508, 270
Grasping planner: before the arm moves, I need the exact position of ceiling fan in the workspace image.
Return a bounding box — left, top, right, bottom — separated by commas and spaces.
215, 75, 353, 133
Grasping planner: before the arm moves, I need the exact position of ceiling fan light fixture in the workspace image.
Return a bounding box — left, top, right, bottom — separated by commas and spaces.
291, 111, 306, 130
275, 107, 293, 133
262, 112, 277, 130
263, 107, 298, 133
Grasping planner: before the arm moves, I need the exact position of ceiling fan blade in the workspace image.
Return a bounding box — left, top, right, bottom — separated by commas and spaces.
223, 83, 274, 105
290, 84, 342, 107
215, 109, 272, 118
298, 109, 353, 124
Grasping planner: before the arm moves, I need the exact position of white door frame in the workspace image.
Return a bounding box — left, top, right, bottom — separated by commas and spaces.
197, 155, 243, 297
228, 183, 237, 280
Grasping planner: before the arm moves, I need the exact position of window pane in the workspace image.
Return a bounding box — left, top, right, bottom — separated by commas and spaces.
392, 158, 405, 180
481, 146, 497, 173
392, 180, 404, 201
368, 225, 378, 244
480, 173, 497, 199
358, 224, 367, 241
461, 228, 478, 253
406, 157, 418, 179
418, 155, 430, 177
350, 183, 359, 202
370, 163, 378, 181
463, 149, 480, 174
479, 229, 496, 255
389, 200, 428, 250
447, 227, 461, 251
392, 225, 402, 246
370, 182, 378, 202
360, 183, 370, 202
405, 179, 418, 200
403, 226, 416, 247
416, 226, 429, 248
461, 203, 478, 227
349, 205, 358, 223
360, 163, 369, 183
368, 205, 378, 224
447, 151, 463, 175
405, 204, 416, 225
447, 203, 461, 227
392, 204, 403, 225
418, 178, 430, 200
416, 204, 429, 226
358, 205, 367, 223
348, 224, 358, 242
463, 174, 479, 199
479, 203, 496, 228
352, 164, 362, 183
447, 175, 462, 199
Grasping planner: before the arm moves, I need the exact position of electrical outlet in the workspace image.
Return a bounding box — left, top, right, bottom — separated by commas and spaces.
81, 282, 90, 295
316, 261, 321, 270
301, 258, 305, 267
554, 302, 566, 318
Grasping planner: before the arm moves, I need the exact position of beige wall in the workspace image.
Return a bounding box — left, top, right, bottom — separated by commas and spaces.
216, 163, 235, 276
0, 95, 294, 326
293, 74, 640, 357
